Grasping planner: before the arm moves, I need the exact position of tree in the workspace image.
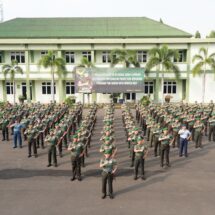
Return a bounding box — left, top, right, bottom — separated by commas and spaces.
110, 49, 140, 68
38, 50, 66, 102
207, 31, 215, 38
145, 45, 180, 104
195, 31, 201, 38
2, 60, 23, 104
192, 47, 215, 103
78, 57, 94, 68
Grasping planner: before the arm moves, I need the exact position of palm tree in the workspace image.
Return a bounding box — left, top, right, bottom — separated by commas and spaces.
2, 60, 23, 104
38, 50, 66, 102
192, 47, 215, 103
78, 57, 94, 68
146, 45, 180, 104
110, 49, 140, 68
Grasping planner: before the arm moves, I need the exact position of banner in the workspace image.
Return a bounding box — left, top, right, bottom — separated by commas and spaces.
75, 67, 144, 93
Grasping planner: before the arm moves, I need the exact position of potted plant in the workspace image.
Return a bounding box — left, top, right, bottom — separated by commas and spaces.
18, 95, 25, 104
140, 95, 151, 106
165, 95, 173, 103
64, 96, 76, 108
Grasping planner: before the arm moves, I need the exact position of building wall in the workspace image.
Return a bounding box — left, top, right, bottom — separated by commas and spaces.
0, 38, 215, 104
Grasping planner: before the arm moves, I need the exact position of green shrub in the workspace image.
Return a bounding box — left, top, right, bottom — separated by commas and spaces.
64, 96, 76, 107
140, 95, 151, 106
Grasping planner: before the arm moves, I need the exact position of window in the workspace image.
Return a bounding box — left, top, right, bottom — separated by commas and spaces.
6, 82, 13, 94
163, 81, 177, 94
137, 51, 147, 63
102, 51, 111, 63
82, 51, 92, 62
174, 50, 187, 63
66, 82, 75, 94
42, 82, 56, 95
144, 81, 154, 94
11, 52, 25, 63
65, 52, 75, 63
41, 51, 48, 56
125, 93, 136, 100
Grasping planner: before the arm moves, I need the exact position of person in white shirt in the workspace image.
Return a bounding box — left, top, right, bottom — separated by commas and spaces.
178, 125, 191, 157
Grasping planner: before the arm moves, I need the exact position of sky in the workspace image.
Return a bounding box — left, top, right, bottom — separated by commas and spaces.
1, 0, 215, 37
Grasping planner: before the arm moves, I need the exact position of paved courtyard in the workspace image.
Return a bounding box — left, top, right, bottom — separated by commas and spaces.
0, 109, 215, 215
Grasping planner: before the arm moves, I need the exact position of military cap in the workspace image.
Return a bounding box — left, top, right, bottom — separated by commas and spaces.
73, 134, 78, 139
163, 128, 168, 131
137, 136, 144, 141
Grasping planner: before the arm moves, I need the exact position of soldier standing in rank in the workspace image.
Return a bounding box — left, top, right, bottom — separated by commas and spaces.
159, 128, 173, 168
171, 118, 181, 148
1, 115, 9, 141
100, 137, 117, 158
193, 119, 205, 148
24, 124, 38, 158
55, 124, 64, 157
134, 136, 148, 180
100, 151, 117, 199
128, 128, 139, 167
45, 130, 58, 167
68, 135, 84, 181
208, 113, 215, 142
153, 124, 162, 157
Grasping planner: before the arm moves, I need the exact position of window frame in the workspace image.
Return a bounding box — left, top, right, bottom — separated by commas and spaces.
163, 81, 177, 94
144, 81, 154, 94
137, 51, 147, 63
174, 50, 187, 63
102, 51, 111, 63
65, 51, 75, 64
6, 82, 14, 95
11, 51, 25, 63
82, 51, 92, 62
42, 82, 56, 95
66, 82, 75, 94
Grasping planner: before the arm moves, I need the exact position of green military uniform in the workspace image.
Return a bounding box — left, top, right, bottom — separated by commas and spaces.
153, 125, 162, 156
134, 137, 147, 180
70, 137, 84, 181
1, 117, 9, 141
46, 133, 58, 167
25, 126, 38, 158
100, 156, 117, 199
159, 131, 172, 167
208, 114, 215, 142
193, 120, 204, 148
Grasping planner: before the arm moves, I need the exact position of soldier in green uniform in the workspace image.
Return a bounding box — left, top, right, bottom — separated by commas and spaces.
171, 118, 181, 148
201, 113, 209, 136
100, 137, 117, 158
153, 124, 162, 156
45, 130, 58, 167
208, 113, 215, 142
1, 115, 9, 141
100, 151, 117, 199
193, 119, 205, 148
128, 127, 139, 167
159, 128, 173, 168
68, 135, 84, 181
134, 136, 148, 180
55, 124, 64, 157
24, 124, 38, 158
187, 114, 195, 140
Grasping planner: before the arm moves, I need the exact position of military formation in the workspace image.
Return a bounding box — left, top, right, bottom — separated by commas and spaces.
99, 103, 117, 199
1, 100, 215, 200
133, 101, 215, 168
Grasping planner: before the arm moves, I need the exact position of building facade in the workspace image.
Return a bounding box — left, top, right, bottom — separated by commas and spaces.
0, 17, 214, 104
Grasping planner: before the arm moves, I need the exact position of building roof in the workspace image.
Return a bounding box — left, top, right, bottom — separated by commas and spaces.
0, 17, 192, 39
